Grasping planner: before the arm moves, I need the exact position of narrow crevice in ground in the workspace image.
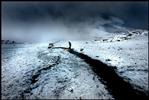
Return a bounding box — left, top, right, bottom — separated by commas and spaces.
66, 48, 148, 100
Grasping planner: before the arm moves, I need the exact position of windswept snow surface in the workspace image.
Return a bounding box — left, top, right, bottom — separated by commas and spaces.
2, 44, 112, 99
56, 30, 148, 92
2, 30, 148, 99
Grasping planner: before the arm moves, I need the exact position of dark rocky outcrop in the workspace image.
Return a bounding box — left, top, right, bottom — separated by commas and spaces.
1, 40, 22, 44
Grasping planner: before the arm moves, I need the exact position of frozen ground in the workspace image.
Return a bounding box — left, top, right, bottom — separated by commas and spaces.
2, 44, 112, 99
1, 30, 148, 99
57, 30, 148, 89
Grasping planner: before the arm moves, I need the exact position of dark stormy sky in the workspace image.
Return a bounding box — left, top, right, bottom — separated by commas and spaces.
2, 1, 148, 42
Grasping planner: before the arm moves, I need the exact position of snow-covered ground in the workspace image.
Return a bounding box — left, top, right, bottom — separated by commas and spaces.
56, 30, 148, 92
2, 44, 112, 99
1, 30, 148, 99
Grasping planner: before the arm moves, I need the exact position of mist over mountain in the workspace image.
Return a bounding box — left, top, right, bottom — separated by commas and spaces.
1, 2, 148, 99
2, 2, 148, 42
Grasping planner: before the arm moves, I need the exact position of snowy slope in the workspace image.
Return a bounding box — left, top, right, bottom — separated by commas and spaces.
2, 44, 112, 99
55, 30, 148, 92
2, 30, 148, 99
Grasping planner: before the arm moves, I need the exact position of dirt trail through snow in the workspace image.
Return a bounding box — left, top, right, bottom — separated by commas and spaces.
67, 48, 148, 100
2, 44, 112, 99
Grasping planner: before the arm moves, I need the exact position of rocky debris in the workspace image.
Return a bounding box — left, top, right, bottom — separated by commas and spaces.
100, 35, 129, 42
141, 31, 148, 36
48, 43, 54, 48
102, 39, 108, 42
128, 30, 148, 37
100, 30, 148, 43
118, 47, 123, 51
105, 59, 111, 61
2, 40, 16, 44
48, 40, 60, 49
1, 40, 24, 44
80, 48, 84, 51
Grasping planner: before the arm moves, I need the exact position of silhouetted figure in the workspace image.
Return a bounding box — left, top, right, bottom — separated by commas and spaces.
68, 41, 71, 49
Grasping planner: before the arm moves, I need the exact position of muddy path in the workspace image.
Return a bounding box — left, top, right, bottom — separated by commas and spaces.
66, 48, 148, 100
2, 44, 148, 99
2, 46, 112, 99
21, 49, 112, 99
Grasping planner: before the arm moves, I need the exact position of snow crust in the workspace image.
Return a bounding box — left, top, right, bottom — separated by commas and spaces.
2, 30, 148, 99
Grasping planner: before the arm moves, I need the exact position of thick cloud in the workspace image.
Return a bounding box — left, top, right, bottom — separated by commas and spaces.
2, 1, 148, 42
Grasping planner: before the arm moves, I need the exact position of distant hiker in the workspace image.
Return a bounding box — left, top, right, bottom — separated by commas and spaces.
68, 41, 71, 49
48, 43, 54, 49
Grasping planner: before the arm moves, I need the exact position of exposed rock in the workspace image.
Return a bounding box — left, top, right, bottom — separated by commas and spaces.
1, 40, 22, 44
